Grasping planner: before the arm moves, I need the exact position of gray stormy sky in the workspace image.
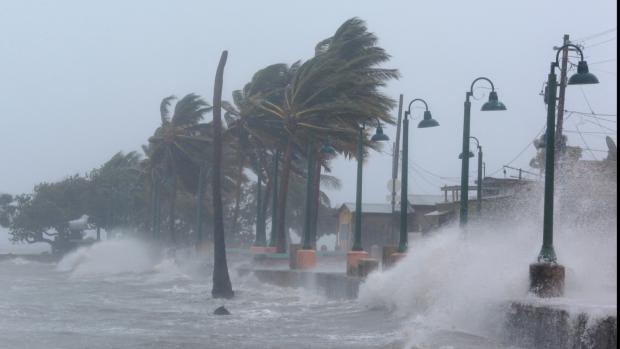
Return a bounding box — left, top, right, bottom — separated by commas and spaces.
0, 0, 617, 208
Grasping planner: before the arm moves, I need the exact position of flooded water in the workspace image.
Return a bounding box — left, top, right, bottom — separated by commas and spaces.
0, 241, 402, 349
1, 179, 616, 349
0, 239, 524, 349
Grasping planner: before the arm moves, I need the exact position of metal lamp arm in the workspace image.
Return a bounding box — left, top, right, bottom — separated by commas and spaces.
405, 98, 429, 120
469, 136, 480, 148
468, 77, 496, 97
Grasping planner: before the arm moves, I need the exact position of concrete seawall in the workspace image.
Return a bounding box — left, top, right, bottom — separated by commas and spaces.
504, 301, 617, 349
237, 267, 362, 300
238, 266, 617, 348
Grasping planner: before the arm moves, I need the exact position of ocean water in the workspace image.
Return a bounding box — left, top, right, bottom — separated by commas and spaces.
0, 239, 526, 349
0, 176, 615, 349
0, 240, 405, 349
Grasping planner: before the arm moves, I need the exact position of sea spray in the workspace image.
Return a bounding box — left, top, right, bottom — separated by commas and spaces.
359, 174, 617, 343
56, 239, 158, 276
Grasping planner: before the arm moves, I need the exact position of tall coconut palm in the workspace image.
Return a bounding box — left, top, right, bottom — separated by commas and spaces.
147, 93, 212, 245
255, 18, 399, 252
211, 50, 234, 299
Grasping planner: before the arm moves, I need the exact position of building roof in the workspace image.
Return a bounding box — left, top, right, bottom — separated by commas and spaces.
407, 194, 448, 206
341, 202, 414, 214
424, 210, 451, 216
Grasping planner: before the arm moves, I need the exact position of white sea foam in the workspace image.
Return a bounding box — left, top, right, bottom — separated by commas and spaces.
359, 178, 617, 343
56, 239, 155, 276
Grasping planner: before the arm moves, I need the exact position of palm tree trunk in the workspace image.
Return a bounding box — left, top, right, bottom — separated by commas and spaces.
211, 50, 234, 299
257, 150, 272, 231
229, 153, 244, 237
310, 152, 322, 249
196, 164, 206, 248
269, 150, 279, 247
276, 137, 294, 253
168, 173, 177, 245
151, 173, 161, 240
254, 156, 266, 246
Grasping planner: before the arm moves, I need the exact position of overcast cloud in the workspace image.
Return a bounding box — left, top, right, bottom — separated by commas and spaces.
0, 0, 616, 207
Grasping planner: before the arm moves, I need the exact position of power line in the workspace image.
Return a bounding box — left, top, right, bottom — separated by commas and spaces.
573, 27, 617, 42
589, 58, 617, 65
579, 87, 596, 114
564, 129, 616, 135
585, 37, 617, 49
582, 119, 617, 132
590, 68, 617, 76
564, 109, 617, 119
574, 124, 598, 160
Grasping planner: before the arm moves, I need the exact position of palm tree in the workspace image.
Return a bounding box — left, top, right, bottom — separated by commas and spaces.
255, 18, 399, 252
222, 64, 295, 245
211, 50, 234, 299
147, 93, 212, 245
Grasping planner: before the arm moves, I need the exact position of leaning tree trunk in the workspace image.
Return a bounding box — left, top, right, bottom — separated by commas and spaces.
168, 172, 177, 245
211, 50, 234, 299
195, 163, 206, 249
309, 151, 322, 249
275, 136, 294, 253
229, 151, 245, 237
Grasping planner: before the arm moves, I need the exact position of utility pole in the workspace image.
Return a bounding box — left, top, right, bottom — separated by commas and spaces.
390, 94, 403, 245
554, 34, 570, 155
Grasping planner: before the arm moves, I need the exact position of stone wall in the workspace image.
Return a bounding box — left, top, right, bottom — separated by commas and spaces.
237, 268, 361, 300
504, 302, 617, 349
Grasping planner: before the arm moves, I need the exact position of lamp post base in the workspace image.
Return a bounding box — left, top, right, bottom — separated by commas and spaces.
529, 262, 565, 297
357, 258, 379, 277
346, 250, 369, 276
382, 246, 398, 270
296, 249, 316, 270
388, 252, 407, 267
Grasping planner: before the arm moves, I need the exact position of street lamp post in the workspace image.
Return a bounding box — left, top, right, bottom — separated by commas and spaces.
476, 141, 483, 216
398, 99, 440, 253
268, 150, 279, 250
346, 121, 389, 276
530, 44, 599, 297
460, 78, 506, 226
460, 137, 483, 216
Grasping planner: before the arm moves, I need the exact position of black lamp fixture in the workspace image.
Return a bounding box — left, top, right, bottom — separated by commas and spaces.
371, 123, 390, 142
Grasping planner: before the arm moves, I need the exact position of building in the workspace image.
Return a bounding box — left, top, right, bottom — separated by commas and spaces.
335, 195, 452, 251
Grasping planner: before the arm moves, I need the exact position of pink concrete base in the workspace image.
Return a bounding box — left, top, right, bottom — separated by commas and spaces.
250, 246, 277, 254
346, 250, 369, 276
389, 252, 407, 266
296, 249, 316, 270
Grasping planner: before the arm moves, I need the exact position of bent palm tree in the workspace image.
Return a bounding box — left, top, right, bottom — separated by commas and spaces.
147, 93, 212, 245
256, 18, 399, 252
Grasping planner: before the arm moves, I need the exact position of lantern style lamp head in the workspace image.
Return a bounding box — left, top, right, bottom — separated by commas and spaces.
458, 151, 475, 159
371, 124, 390, 142
481, 91, 507, 111
568, 60, 599, 85
417, 110, 440, 128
